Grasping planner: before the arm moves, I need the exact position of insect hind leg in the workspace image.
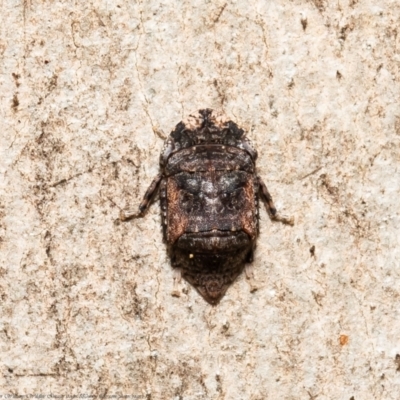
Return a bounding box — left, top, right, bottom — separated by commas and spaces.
257, 176, 294, 226
120, 173, 163, 220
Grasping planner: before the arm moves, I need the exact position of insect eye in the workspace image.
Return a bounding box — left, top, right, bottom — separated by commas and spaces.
222, 189, 244, 210
180, 191, 196, 213
181, 192, 193, 203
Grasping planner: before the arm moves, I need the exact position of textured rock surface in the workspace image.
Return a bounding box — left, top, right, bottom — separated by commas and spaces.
1, 0, 400, 398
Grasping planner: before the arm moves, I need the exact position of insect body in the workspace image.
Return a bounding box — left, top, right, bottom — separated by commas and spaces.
121, 109, 292, 305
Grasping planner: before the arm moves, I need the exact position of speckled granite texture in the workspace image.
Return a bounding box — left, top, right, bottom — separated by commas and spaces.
1, 0, 400, 398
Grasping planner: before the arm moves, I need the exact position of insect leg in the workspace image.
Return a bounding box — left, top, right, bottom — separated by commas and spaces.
120, 173, 163, 220
257, 176, 294, 226
257, 176, 277, 216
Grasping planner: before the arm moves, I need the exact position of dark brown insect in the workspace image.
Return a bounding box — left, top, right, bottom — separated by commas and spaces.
121, 109, 293, 305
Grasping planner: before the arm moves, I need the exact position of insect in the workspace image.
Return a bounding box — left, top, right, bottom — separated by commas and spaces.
120, 109, 293, 305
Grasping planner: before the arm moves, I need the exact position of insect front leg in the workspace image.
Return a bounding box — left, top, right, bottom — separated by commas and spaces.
257, 176, 294, 226
120, 173, 163, 220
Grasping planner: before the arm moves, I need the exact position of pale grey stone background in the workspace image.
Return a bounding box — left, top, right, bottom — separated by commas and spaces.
1, 0, 400, 398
